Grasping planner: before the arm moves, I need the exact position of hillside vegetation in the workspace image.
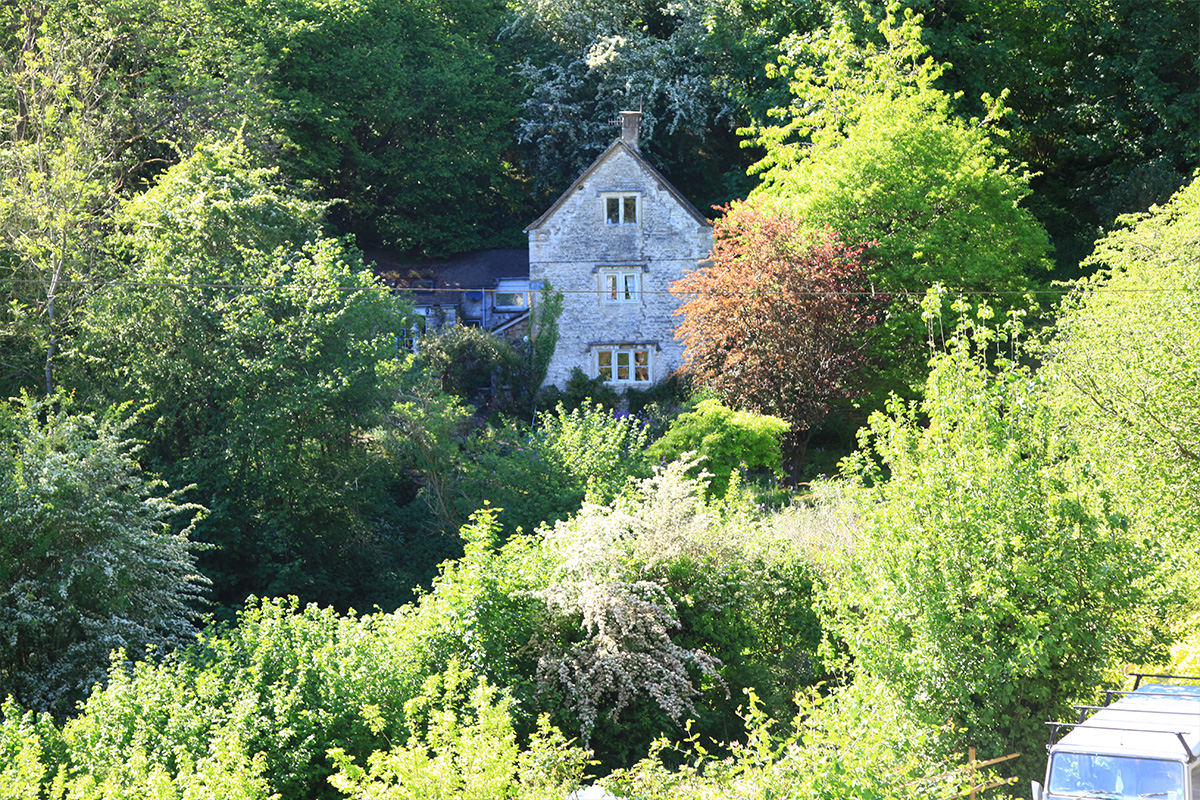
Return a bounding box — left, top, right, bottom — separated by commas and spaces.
0, 0, 1197, 796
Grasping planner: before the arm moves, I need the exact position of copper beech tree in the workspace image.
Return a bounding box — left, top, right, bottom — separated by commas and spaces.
672, 201, 883, 478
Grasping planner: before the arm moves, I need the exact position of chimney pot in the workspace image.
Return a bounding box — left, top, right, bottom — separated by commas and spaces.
620, 110, 642, 150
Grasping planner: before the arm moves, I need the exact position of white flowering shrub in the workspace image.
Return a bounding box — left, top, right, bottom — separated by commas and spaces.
0, 395, 207, 716
531, 459, 825, 766
538, 579, 721, 738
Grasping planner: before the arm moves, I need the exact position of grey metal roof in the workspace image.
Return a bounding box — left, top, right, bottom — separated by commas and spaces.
365, 248, 529, 306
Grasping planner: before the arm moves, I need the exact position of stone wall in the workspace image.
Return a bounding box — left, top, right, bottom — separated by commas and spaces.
528, 143, 712, 390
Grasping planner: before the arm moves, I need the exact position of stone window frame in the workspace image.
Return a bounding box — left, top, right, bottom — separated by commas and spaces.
590, 342, 656, 384
599, 268, 641, 303
602, 191, 640, 225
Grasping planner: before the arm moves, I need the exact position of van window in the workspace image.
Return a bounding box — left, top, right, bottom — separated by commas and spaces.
1048, 753, 1183, 798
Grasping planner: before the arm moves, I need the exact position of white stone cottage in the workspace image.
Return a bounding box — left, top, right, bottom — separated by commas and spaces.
525, 111, 713, 389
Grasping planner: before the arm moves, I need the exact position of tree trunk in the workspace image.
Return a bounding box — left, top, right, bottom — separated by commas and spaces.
786, 426, 814, 486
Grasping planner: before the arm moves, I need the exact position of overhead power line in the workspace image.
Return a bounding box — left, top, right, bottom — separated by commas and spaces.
0, 278, 1189, 299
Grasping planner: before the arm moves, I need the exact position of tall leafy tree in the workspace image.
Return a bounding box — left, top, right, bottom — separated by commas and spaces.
71, 139, 411, 611
672, 199, 882, 476
1044, 175, 1200, 589
0, 395, 207, 716
914, 0, 1199, 274
0, 0, 280, 397
0, 0, 121, 396
244, 0, 526, 256
506, 0, 817, 209
746, 5, 1050, 396
827, 300, 1168, 778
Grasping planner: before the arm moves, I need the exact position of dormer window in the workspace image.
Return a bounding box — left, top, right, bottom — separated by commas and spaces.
605, 194, 638, 225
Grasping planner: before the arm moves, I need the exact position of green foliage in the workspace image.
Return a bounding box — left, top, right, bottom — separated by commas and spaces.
527, 284, 563, 396
0, 698, 65, 798
328, 661, 587, 800
1044, 176, 1200, 595
647, 399, 788, 496
0, 0, 120, 396
247, 0, 527, 255
536, 461, 825, 767
607, 679, 975, 799
71, 139, 410, 611
506, 0, 775, 209
534, 401, 650, 506
457, 424, 580, 538
915, 0, 1198, 274
381, 362, 477, 536
825, 299, 1169, 775
536, 367, 620, 414
747, 4, 1050, 396
49, 597, 435, 799
415, 324, 527, 412
0, 395, 207, 716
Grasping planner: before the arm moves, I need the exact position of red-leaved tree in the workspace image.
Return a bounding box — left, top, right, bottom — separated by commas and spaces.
672, 201, 883, 478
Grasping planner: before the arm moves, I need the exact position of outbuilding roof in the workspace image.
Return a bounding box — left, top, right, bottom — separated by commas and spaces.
365, 248, 529, 306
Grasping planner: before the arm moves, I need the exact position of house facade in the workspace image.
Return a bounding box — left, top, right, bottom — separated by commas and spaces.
525, 111, 713, 389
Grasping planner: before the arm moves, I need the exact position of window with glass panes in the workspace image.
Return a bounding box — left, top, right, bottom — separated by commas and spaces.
605, 194, 638, 224
596, 347, 651, 384
601, 269, 640, 302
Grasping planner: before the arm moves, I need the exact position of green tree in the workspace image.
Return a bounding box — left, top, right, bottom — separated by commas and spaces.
746, 4, 1050, 395
1044, 175, 1200, 592
0, 0, 120, 396
0, 395, 207, 716
70, 139, 410, 611
914, 0, 1199, 274
246, 0, 526, 255
506, 0, 803, 208
826, 298, 1168, 777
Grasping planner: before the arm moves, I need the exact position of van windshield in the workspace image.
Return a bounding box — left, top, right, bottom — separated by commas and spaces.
1048, 753, 1184, 798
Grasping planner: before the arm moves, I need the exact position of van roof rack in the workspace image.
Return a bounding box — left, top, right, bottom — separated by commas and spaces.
1129, 673, 1200, 690
1043, 678, 1200, 760
1044, 721, 1198, 762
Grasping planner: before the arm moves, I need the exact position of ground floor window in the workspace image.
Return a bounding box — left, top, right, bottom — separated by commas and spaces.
596, 347, 651, 384
404, 314, 428, 352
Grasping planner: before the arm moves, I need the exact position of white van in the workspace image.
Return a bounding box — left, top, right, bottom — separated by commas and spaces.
1034, 678, 1200, 800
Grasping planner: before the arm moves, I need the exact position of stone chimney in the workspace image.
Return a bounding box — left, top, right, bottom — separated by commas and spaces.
620, 110, 642, 150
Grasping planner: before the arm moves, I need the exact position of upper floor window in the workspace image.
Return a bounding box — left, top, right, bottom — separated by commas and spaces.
601, 269, 640, 303
605, 194, 638, 225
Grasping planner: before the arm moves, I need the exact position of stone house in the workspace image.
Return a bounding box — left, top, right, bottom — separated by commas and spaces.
525, 111, 713, 389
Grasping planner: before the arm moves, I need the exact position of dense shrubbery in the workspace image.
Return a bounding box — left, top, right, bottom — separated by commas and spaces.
0, 396, 207, 717
0, 462, 833, 795
647, 399, 789, 496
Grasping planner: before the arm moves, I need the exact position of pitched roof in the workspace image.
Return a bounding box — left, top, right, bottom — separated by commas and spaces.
524, 139, 711, 232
